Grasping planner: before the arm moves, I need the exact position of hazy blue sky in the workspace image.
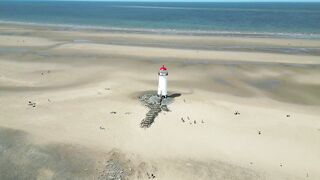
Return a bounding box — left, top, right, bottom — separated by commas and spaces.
2, 0, 320, 2
55, 0, 320, 1
57, 0, 320, 1
45, 0, 320, 2
5, 0, 320, 2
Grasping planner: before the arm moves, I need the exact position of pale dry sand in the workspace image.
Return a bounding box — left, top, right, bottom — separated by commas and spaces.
0, 24, 320, 180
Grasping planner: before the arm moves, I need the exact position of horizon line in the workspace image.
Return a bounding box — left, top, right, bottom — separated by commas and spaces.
2, 0, 320, 2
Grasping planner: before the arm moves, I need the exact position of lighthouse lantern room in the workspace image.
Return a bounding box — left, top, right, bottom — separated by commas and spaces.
158, 65, 168, 98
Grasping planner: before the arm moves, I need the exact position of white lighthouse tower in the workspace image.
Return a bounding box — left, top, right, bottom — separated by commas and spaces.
158, 65, 168, 98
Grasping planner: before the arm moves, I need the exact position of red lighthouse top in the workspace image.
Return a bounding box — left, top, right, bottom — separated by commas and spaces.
160, 65, 167, 71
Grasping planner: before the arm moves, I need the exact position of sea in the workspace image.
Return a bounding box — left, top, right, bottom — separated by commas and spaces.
0, 1, 320, 39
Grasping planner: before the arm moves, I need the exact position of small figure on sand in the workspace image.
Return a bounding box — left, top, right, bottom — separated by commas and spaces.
28, 101, 36, 107
99, 126, 105, 130
194, 120, 196, 124
234, 111, 240, 115
110, 111, 117, 114
151, 173, 155, 179
147, 172, 156, 179
181, 117, 185, 123
258, 131, 261, 135
286, 114, 290, 117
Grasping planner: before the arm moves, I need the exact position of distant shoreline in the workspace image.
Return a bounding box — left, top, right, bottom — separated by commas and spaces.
1, 20, 320, 40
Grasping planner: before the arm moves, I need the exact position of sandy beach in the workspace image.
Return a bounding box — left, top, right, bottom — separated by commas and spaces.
0, 23, 320, 180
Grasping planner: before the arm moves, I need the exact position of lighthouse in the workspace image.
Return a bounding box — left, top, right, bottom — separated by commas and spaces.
158, 65, 168, 98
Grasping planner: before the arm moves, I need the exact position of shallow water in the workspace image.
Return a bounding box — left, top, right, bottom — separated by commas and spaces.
0, 2, 320, 38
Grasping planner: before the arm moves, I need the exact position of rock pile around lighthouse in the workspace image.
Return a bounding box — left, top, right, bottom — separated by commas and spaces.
139, 93, 173, 128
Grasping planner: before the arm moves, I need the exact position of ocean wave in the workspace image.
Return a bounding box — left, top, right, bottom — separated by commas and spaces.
109, 5, 320, 14
1, 20, 320, 40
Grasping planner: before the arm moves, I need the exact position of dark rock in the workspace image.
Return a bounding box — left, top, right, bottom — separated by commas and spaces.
139, 94, 173, 128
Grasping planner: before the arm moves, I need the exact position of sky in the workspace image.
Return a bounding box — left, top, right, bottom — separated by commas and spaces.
41, 0, 320, 2
3, 0, 320, 2
61, 0, 320, 1
3, 0, 320, 1
64, 0, 320, 1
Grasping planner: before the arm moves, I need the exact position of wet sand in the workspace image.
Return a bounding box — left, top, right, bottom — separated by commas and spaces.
0, 23, 320, 180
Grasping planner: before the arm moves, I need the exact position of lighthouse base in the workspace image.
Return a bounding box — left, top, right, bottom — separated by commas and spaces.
157, 94, 167, 99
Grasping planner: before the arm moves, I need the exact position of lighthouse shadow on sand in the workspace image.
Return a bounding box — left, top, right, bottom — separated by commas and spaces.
167, 93, 181, 98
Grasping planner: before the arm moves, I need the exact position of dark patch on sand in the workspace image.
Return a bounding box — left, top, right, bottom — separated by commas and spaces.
142, 64, 320, 105
0, 127, 266, 180
0, 127, 96, 180
97, 150, 135, 180
0, 128, 157, 180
